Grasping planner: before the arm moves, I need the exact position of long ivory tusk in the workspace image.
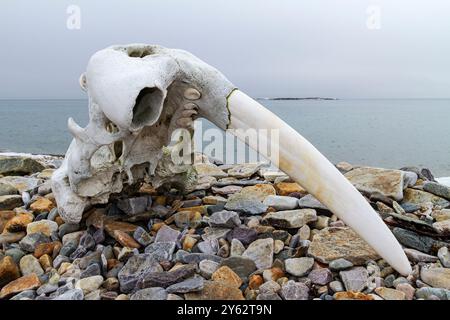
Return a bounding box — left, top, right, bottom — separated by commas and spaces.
226, 90, 412, 276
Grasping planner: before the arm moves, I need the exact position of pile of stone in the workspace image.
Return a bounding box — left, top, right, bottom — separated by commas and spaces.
0, 154, 450, 300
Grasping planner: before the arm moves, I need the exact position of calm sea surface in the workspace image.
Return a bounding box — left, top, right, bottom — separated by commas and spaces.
0, 99, 449, 176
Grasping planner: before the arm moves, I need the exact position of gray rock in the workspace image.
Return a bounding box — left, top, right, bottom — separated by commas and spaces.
58, 223, 80, 238
80, 263, 101, 278
117, 196, 152, 215
423, 182, 450, 200
259, 280, 281, 293
137, 264, 196, 289
131, 287, 168, 300
256, 292, 282, 300
308, 268, 333, 285
226, 227, 257, 245
344, 167, 406, 201
154, 224, 180, 243
0, 176, 41, 193
262, 209, 317, 228
59, 241, 77, 257
415, 287, 450, 300
230, 239, 245, 256
197, 239, 219, 255
438, 247, 450, 268
19, 232, 50, 252
263, 195, 298, 210
0, 155, 45, 175
208, 210, 241, 228
285, 257, 314, 277
166, 276, 204, 293
175, 250, 223, 264
0, 182, 18, 196
19, 254, 44, 276
393, 228, 446, 254
10, 290, 36, 300
329, 258, 354, 271
0, 194, 23, 210
404, 248, 439, 263
219, 256, 256, 280
227, 163, 262, 178
36, 283, 58, 295
298, 194, 328, 210
420, 267, 450, 289
199, 260, 219, 279
144, 241, 176, 261
225, 194, 268, 215
339, 267, 369, 292
53, 255, 70, 269
329, 280, 344, 292
242, 238, 274, 269
53, 289, 84, 300
133, 226, 153, 246
280, 280, 309, 300
118, 254, 163, 293
5, 248, 26, 264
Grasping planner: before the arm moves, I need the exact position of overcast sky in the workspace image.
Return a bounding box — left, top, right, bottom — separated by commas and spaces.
1, 0, 449, 99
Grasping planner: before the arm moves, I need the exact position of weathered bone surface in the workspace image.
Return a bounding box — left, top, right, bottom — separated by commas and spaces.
51, 44, 412, 276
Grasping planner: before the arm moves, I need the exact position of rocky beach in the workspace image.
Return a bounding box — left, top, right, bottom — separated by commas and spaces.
1, 153, 450, 300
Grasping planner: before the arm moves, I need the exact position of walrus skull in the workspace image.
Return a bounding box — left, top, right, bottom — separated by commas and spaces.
51, 44, 412, 276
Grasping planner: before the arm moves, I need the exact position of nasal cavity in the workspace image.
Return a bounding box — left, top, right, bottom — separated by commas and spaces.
131, 87, 164, 130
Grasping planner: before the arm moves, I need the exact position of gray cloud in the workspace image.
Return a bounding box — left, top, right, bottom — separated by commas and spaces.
0, 0, 449, 99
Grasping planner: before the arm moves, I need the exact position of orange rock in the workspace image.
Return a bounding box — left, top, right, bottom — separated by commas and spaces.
54, 216, 65, 226
177, 205, 207, 215
240, 184, 276, 201
182, 235, 198, 251
0, 256, 20, 287
274, 182, 306, 196
0, 273, 41, 299
334, 291, 374, 300
212, 266, 243, 288
112, 230, 141, 248
3, 213, 34, 233
107, 259, 120, 270
154, 196, 167, 206
38, 254, 53, 271
34, 241, 61, 258
139, 183, 158, 195
248, 274, 264, 290
0, 211, 16, 233
151, 222, 165, 232
104, 220, 138, 237
29, 197, 55, 213
185, 280, 244, 300
268, 267, 285, 281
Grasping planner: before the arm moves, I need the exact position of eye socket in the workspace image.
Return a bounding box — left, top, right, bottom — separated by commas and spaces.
131, 87, 165, 130
127, 46, 154, 58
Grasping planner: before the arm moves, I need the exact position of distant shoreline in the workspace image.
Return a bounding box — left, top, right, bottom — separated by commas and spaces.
257, 97, 338, 101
